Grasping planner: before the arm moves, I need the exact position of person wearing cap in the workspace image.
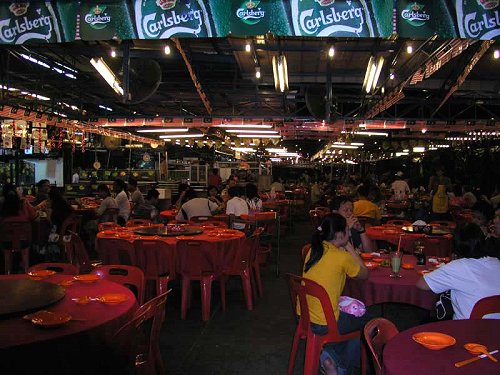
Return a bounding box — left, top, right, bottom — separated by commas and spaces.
391, 171, 410, 200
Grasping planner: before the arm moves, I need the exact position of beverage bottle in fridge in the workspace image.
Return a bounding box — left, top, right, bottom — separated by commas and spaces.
288, 0, 393, 37
79, 1, 136, 40
453, 0, 500, 39
134, 0, 213, 39
0, 1, 63, 44
396, 0, 457, 38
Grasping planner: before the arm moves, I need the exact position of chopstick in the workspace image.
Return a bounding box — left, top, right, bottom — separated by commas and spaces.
455, 350, 498, 368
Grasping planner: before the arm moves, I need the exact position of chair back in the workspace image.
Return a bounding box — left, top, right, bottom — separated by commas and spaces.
28, 262, 78, 275
386, 219, 412, 226
62, 231, 91, 273
99, 207, 119, 223
93, 265, 145, 305
126, 219, 151, 227
190, 216, 212, 223
98, 222, 119, 232
470, 295, 500, 319
113, 291, 170, 375
363, 318, 399, 375
96, 237, 136, 266
226, 232, 257, 272
133, 239, 176, 281
176, 240, 220, 278
0, 221, 32, 249
58, 214, 82, 236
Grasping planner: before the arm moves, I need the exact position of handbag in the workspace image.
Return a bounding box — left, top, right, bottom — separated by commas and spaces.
435, 290, 453, 320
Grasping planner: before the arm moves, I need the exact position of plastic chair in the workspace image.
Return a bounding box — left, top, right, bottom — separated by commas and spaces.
1, 221, 32, 274
133, 239, 176, 300
286, 273, 360, 375
28, 262, 78, 275
93, 265, 145, 305
62, 231, 93, 273
363, 318, 399, 375
470, 295, 500, 319
176, 239, 224, 321
429, 220, 456, 228
126, 219, 151, 227
113, 291, 170, 375
221, 233, 257, 311
98, 222, 119, 232
99, 207, 120, 224
251, 227, 268, 299
96, 237, 136, 266
58, 214, 82, 236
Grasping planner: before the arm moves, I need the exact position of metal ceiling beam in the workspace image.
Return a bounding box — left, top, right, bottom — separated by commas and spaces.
172, 38, 212, 115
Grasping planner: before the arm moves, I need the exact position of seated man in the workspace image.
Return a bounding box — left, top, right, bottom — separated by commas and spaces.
176, 189, 219, 220
417, 222, 500, 319
226, 186, 248, 230
353, 184, 381, 225
133, 189, 160, 222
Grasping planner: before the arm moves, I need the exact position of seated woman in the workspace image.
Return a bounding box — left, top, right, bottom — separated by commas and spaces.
207, 185, 223, 210
245, 183, 262, 215
302, 214, 369, 374
330, 196, 375, 252
96, 184, 118, 222
417, 222, 500, 319
48, 189, 74, 233
0, 183, 38, 224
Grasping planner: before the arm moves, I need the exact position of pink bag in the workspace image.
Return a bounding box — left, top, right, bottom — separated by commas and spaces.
338, 296, 366, 317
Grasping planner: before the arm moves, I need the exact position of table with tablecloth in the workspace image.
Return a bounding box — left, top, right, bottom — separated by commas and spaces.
383, 319, 500, 375
343, 254, 437, 310
0, 274, 137, 374
96, 226, 245, 273
366, 225, 453, 257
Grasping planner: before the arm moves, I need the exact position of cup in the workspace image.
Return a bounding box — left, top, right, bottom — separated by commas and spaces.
390, 251, 403, 278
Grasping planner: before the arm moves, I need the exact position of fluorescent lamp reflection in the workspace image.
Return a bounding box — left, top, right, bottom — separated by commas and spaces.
90, 57, 124, 96
266, 148, 287, 153
331, 145, 358, 149
138, 128, 188, 133
232, 147, 255, 152
159, 134, 203, 139
236, 134, 281, 138
413, 147, 425, 153
215, 124, 273, 129
226, 130, 278, 134
356, 131, 388, 137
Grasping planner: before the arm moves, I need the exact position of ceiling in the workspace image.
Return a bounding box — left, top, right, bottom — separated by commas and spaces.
0, 36, 499, 157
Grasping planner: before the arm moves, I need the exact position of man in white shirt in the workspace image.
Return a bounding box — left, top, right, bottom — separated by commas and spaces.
176, 190, 219, 220
391, 171, 410, 200
128, 178, 144, 205
113, 179, 130, 225
226, 186, 248, 230
417, 222, 500, 319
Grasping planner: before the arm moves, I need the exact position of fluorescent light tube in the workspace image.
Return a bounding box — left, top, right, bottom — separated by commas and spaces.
225, 130, 278, 134
159, 134, 203, 139
372, 56, 384, 91
215, 124, 273, 129
236, 134, 281, 138
90, 57, 124, 96
138, 128, 188, 133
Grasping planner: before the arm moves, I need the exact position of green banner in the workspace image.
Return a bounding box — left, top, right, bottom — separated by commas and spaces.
0, 0, 498, 45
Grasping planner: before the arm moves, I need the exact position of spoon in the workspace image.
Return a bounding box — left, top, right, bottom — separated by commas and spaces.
464, 343, 498, 362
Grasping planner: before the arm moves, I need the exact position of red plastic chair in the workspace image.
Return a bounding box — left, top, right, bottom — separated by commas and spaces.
286, 273, 360, 375
96, 237, 136, 266
429, 220, 457, 228
363, 318, 399, 375
93, 265, 145, 305
58, 214, 82, 236
62, 231, 93, 273
221, 233, 257, 311
250, 227, 269, 299
28, 262, 78, 275
126, 219, 151, 227
470, 295, 500, 319
98, 222, 119, 232
133, 239, 176, 300
1, 221, 32, 274
113, 291, 170, 375
176, 239, 224, 321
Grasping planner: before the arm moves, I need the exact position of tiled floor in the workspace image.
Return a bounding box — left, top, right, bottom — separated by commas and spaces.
161, 214, 430, 374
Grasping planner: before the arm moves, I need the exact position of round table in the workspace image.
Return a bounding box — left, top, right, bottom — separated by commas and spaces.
343, 254, 437, 310
366, 225, 453, 257
383, 319, 500, 375
0, 274, 137, 374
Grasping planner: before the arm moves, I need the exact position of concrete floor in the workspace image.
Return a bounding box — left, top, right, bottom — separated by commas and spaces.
161, 214, 430, 375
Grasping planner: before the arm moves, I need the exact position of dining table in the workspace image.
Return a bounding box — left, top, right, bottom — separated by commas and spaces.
383, 319, 500, 375
366, 224, 453, 257
0, 273, 137, 374
96, 224, 245, 272
343, 254, 437, 310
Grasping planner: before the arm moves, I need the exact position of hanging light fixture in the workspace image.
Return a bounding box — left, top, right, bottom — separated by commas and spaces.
90, 57, 123, 96
110, 49, 116, 58
255, 66, 261, 79
272, 54, 288, 92
328, 46, 335, 58
164, 44, 171, 55
362, 56, 384, 93
494, 49, 500, 59
245, 41, 251, 53
407, 45, 413, 54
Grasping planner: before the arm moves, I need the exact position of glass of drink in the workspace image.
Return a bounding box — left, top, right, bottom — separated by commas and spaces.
390, 251, 403, 278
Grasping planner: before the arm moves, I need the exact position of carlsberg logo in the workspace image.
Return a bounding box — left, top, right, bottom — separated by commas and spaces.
464, 10, 500, 38
84, 14, 111, 27
142, 9, 203, 38
0, 15, 52, 43
401, 3, 430, 27
236, 1, 265, 25
299, 6, 365, 36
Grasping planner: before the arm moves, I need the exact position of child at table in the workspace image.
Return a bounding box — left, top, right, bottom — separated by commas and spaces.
302, 214, 370, 374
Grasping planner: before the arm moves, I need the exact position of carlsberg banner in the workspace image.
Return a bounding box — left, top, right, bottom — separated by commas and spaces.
0, 0, 498, 45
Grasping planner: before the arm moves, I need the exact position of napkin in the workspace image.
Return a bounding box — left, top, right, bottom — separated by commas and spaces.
412, 220, 427, 226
